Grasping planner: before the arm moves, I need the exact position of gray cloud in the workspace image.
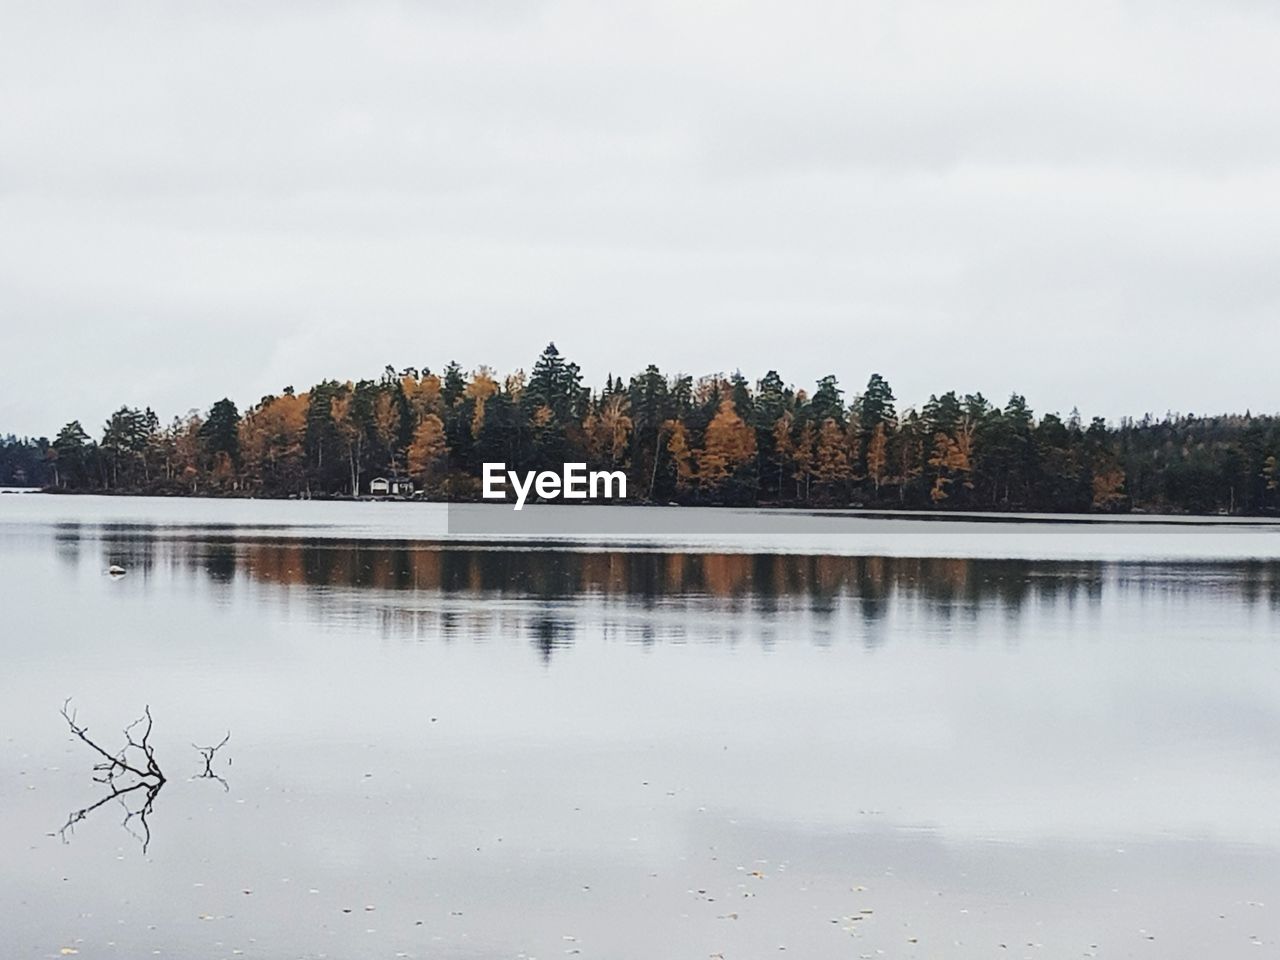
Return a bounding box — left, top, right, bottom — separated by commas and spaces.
2, 0, 1278, 436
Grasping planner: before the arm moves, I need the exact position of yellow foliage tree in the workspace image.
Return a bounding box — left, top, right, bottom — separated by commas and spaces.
813, 418, 852, 497
172, 413, 203, 494
504, 370, 526, 404
665, 418, 695, 493
407, 414, 448, 492
584, 394, 632, 467
402, 373, 443, 419
866, 421, 888, 493
466, 367, 500, 435
239, 391, 309, 493
698, 398, 756, 492
928, 432, 973, 502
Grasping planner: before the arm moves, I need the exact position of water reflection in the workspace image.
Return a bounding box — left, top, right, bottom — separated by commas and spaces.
192, 732, 232, 792
89, 535, 1280, 608
52, 532, 1276, 663
6, 512, 1280, 958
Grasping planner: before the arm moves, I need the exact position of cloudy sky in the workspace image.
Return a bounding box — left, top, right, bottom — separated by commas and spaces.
2, 0, 1278, 436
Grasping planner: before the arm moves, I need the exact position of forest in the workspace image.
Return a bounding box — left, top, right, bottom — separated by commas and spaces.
2, 343, 1278, 515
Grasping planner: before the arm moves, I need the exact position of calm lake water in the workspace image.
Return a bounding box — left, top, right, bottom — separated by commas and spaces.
2, 495, 1280, 959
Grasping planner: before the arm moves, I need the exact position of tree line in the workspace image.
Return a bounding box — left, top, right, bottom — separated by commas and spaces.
3, 343, 1278, 515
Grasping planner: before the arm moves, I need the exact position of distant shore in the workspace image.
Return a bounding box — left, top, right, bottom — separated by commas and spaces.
10, 485, 1280, 525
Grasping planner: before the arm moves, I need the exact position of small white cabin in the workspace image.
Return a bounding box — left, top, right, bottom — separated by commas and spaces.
369, 477, 414, 497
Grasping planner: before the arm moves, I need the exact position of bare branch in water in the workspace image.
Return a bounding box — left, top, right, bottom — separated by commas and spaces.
60, 701, 232, 853
59, 699, 167, 854
60, 699, 161, 784
192, 732, 231, 792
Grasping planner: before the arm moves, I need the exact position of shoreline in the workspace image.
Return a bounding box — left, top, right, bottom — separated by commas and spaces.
7, 487, 1280, 527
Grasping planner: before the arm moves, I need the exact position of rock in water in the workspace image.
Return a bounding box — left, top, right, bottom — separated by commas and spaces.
107, 564, 126, 577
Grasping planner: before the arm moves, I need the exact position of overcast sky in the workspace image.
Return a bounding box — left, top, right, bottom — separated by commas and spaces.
2, 0, 1278, 436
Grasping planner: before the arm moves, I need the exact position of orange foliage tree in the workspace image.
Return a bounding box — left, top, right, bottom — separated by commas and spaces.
407, 414, 448, 493
697, 398, 756, 496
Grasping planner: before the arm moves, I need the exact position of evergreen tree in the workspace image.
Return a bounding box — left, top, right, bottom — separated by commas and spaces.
808, 375, 845, 426
200, 399, 241, 464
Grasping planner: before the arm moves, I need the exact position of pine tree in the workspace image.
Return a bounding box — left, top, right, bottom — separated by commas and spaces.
809, 375, 846, 425
199, 398, 242, 490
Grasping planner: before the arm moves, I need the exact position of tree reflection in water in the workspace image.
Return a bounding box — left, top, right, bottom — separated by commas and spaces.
81, 532, 1280, 659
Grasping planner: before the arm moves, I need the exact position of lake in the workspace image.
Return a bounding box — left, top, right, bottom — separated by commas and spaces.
2, 495, 1279, 958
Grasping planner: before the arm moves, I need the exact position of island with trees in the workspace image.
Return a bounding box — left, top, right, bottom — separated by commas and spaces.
2, 344, 1278, 515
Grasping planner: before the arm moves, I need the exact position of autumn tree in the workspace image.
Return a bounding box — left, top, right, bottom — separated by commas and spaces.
25, 355, 1280, 516
813, 418, 853, 502
171, 413, 204, 494
665, 418, 695, 495
585, 393, 632, 469
1092, 465, 1127, 511
466, 367, 500, 437
928, 431, 974, 504
239, 391, 309, 495
793, 420, 816, 501
407, 414, 448, 492
402, 371, 443, 420
696, 398, 757, 501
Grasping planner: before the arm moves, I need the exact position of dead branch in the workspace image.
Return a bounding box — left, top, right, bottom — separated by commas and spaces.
192, 731, 231, 791
59, 701, 233, 853
60, 699, 161, 784
59, 699, 167, 854
122, 707, 164, 781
